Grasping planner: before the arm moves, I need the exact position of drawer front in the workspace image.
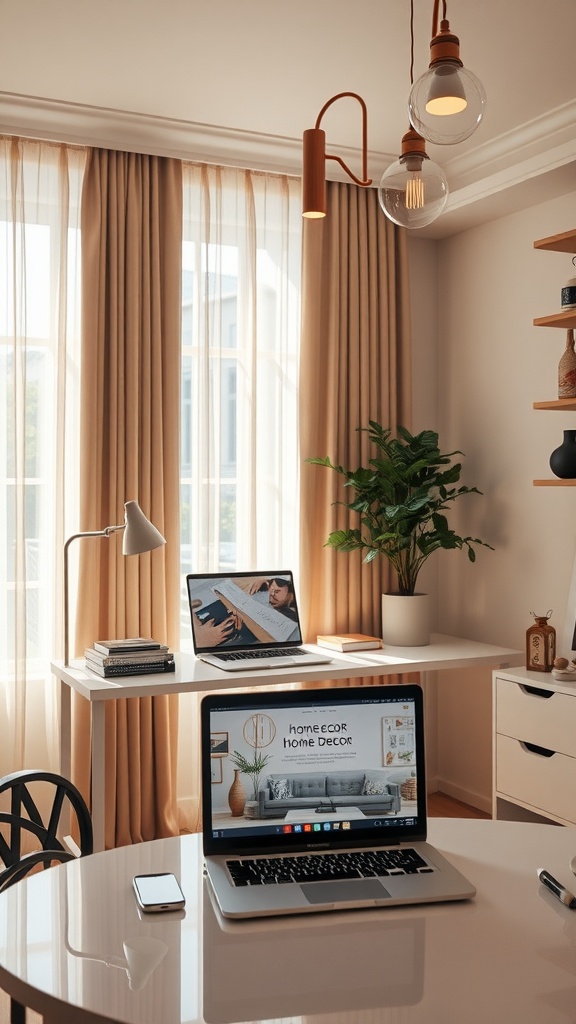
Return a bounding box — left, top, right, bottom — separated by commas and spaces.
495, 734, 576, 824
495, 679, 576, 757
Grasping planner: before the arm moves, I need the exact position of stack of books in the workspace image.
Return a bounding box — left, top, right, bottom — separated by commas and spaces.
84, 638, 175, 677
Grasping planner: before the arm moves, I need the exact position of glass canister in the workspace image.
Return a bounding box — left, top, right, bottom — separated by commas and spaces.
526, 610, 556, 672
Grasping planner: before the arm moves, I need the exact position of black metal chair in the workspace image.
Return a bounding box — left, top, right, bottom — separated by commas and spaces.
0, 770, 93, 1024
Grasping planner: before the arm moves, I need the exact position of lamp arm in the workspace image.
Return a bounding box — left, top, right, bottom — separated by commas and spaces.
63, 525, 125, 666
324, 153, 373, 188
315, 91, 372, 187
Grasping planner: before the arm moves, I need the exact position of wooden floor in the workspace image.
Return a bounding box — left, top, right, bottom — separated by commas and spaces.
428, 791, 489, 819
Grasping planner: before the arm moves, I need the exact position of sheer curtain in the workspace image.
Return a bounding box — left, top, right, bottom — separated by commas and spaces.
178, 163, 302, 827
0, 136, 85, 776
180, 164, 302, 583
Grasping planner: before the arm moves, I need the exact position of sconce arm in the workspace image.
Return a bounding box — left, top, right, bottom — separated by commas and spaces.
315, 91, 373, 188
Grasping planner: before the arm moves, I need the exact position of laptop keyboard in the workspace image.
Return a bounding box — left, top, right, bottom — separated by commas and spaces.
216, 647, 307, 662
227, 848, 433, 886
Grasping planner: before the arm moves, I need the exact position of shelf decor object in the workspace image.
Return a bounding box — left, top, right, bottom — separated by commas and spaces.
533, 228, 576, 485
561, 257, 576, 309
549, 429, 576, 479
557, 329, 576, 398
525, 610, 556, 673
63, 500, 166, 666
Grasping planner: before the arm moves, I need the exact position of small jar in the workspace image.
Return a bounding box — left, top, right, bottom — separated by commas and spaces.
526, 610, 556, 673
562, 273, 576, 310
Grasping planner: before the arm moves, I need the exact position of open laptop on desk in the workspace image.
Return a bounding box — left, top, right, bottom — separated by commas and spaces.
187, 570, 332, 671
201, 684, 476, 918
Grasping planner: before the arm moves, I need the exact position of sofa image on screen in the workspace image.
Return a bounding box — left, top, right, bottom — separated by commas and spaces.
257, 770, 401, 819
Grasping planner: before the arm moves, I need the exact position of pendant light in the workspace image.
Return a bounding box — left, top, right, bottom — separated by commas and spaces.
378, 0, 448, 229
378, 127, 448, 229
408, 0, 486, 145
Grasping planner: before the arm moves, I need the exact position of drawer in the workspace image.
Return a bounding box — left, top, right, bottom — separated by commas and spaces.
495, 679, 576, 758
495, 734, 576, 824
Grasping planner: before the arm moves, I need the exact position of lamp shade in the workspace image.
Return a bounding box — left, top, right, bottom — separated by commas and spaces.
302, 128, 327, 218
408, 15, 486, 145
122, 500, 166, 555
409, 63, 486, 145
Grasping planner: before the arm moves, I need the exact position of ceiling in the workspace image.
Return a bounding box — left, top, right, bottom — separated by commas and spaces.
1, 0, 575, 237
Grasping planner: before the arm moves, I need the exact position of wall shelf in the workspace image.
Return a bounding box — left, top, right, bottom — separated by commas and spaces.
533, 229, 576, 486
534, 479, 576, 486
533, 399, 576, 410
533, 229, 576, 253
534, 310, 576, 329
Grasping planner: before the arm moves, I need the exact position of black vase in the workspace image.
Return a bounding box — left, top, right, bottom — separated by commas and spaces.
550, 430, 576, 478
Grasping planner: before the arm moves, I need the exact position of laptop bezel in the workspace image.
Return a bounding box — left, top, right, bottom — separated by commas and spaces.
201, 684, 428, 857
187, 570, 304, 655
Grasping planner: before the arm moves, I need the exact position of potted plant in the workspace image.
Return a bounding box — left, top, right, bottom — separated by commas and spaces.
307, 422, 493, 646
230, 749, 273, 803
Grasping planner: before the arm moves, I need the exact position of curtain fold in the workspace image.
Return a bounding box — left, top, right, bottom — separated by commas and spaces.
299, 181, 412, 642
73, 148, 183, 847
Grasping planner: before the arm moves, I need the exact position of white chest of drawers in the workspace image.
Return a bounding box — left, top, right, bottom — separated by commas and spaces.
493, 668, 576, 824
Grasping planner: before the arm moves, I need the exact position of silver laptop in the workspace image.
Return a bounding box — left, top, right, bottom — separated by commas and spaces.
187, 570, 332, 671
201, 684, 476, 918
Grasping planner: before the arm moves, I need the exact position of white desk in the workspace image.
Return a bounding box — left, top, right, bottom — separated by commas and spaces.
1, 819, 575, 1023
51, 635, 519, 851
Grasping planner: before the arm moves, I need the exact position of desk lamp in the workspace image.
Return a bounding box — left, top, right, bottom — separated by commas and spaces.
63, 500, 166, 666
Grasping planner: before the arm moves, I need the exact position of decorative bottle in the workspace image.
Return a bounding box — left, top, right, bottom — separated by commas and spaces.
558, 329, 576, 398
526, 610, 556, 673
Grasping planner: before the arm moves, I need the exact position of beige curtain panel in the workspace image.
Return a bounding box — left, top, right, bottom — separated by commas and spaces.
299, 180, 412, 642
73, 148, 183, 847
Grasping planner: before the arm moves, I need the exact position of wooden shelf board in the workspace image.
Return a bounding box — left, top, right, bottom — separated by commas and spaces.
533, 400, 576, 410
533, 311, 576, 328
533, 479, 576, 486
534, 230, 576, 253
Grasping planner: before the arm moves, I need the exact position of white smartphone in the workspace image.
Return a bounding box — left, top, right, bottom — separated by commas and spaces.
132, 872, 186, 913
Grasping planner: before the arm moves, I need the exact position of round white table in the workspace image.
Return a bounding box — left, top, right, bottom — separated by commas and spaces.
1, 818, 576, 1024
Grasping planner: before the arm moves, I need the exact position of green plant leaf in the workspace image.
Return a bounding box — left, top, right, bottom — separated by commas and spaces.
307, 422, 493, 595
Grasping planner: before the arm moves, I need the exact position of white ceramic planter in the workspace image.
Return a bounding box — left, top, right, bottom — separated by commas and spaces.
381, 593, 430, 647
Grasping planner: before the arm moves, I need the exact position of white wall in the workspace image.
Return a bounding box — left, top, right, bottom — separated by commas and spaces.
409, 191, 576, 811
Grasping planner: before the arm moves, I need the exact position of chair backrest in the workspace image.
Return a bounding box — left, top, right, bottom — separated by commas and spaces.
0, 770, 93, 892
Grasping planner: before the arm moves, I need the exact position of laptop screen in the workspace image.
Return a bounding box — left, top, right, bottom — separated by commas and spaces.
187, 571, 303, 653
201, 684, 427, 856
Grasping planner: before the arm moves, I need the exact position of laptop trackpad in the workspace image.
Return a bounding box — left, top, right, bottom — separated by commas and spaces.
302, 879, 390, 904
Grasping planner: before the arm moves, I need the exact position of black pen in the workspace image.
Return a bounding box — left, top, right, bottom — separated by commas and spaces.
537, 868, 576, 909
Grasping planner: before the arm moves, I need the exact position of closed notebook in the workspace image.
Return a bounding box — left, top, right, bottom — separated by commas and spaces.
316, 633, 383, 651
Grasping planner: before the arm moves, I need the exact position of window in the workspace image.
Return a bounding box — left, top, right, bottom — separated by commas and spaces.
180, 166, 302, 643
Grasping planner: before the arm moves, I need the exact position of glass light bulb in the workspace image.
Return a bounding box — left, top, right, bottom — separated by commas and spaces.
378, 155, 448, 229
409, 63, 486, 145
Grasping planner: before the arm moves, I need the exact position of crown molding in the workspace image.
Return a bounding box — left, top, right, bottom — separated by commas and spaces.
0, 91, 307, 174
1, 91, 575, 237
